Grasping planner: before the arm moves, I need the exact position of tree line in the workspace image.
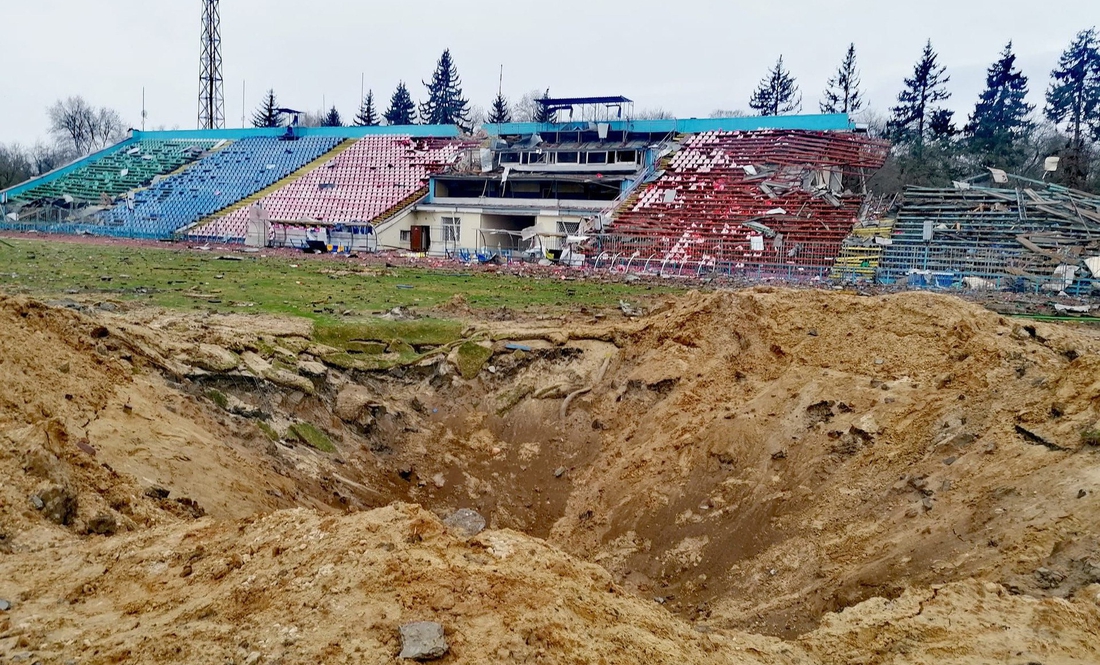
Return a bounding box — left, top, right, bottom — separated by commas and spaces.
4, 32, 1099, 195
0, 96, 128, 191
750, 29, 1100, 191
251, 49, 556, 131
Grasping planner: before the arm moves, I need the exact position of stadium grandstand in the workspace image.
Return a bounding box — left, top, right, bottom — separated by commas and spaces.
1, 111, 881, 267
6, 110, 1099, 293
598, 128, 890, 277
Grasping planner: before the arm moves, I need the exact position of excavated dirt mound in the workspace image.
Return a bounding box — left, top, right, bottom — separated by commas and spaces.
0, 505, 796, 664
0, 296, 373, 547
3, 505, 1097, 664
3, 288, 1100, 663
540, 289, 1100, 636
400, 288, 1100, 636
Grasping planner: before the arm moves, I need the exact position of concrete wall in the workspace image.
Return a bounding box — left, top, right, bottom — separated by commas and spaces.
377, 207, 590, 256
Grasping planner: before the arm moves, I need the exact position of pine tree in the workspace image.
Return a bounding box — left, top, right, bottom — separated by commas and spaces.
251, 89, 283, 128
488, 92, 511, 125
888, 40, 951, 146
418, 49, 470, 126
749, 56, 802, 116
820, 44, 864, 114
1044, 28, 1100, 147
384, 82, 417, 126
534, 89, 555, 123
965, 42, 1035, 168
928, 109, 958, 140
321, 106, 343, 127
354, 91, 380, 127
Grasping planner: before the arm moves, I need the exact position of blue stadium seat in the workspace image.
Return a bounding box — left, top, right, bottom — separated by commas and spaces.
96, 137, 341, 240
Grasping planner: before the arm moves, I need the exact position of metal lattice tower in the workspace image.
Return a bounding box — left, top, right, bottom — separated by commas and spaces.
197, 0, 225, 129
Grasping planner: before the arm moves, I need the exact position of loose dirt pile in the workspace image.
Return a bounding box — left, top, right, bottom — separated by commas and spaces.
2, 288, 1100, 663
531, 289, 1100, 635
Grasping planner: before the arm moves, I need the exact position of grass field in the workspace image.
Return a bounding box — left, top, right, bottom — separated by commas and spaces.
0, 238, 668, 323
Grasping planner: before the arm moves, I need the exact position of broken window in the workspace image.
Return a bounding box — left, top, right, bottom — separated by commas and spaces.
557, 221, 581, 235
442, 216, 461, 243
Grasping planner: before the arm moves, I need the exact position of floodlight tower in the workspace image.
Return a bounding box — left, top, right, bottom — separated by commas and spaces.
197, 0, 225, 129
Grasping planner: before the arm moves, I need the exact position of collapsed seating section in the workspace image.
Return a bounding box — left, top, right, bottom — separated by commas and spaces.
193, 136, 464, 241
13, 140, 218, 203
878, 179, 1100, 290
98, 137, 342, 239
605, 130, 889, 273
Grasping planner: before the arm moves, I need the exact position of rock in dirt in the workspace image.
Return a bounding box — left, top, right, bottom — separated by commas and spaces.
620, 300, 643, 317
36, 486, 78, 526
442, 509, 486, 539
144, 485, 171, 500
334, 385, 379, 423
86, 512, 118, 536
296, 360, 327, 378
264, 368, 315, 395
0, 599, 10, 611
398, 621, 448, 660
1014, 424, 1067, 451
22, 447, 63, 482
185, 344, 241, 373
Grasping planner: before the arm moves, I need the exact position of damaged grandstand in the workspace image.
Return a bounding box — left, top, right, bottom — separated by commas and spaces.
3, 108, 1100, 295
873, 173, 1100, 293
595, 129, 890, 277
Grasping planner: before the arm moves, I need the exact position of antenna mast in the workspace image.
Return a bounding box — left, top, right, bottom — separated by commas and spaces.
198, 0, 225, 129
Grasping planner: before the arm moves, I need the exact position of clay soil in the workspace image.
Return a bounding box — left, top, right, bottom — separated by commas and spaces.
2, 288, 1099, 664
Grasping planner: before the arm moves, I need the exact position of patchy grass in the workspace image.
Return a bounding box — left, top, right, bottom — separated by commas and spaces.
205, 388, 229, 410
314, 318, 463, 349
257, 421, 280, 443
288, 422, 336, 453
455, 341, 493, 380
0, 238, 671, 320
1082, 429, 1100, 447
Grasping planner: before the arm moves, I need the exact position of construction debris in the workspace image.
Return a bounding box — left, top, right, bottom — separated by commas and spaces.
879, 172, 1100, 292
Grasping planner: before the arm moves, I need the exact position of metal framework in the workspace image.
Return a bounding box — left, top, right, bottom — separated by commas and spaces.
536, 96, 634, 123
197, 0, 225, 130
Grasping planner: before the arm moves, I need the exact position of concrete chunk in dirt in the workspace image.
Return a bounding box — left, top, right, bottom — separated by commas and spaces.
398, 621, 448, 660
296, 360, 327, 377
442, 508, 486, 539
185, 344, 240, 373
37, 486, 78, 526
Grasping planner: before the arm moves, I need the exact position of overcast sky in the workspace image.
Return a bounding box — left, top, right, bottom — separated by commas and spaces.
2, 1, 1095, 144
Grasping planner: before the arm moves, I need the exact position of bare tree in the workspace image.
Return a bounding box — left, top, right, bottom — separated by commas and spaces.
513, 89, 546, 122
709, 109, 750, 118
30, 140, 75, 174
298, 110, 325, 128
853, 108, 889, 139
466, 103, 487, 130
0, 143, 34, 190
47, 96, 127, 156
635, 108, 675, 120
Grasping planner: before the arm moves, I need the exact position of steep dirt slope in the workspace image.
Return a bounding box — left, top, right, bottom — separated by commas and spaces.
0, 504, 801, 665
4, 503, 1097, 665
537, 289, 1100, 635
3, 289, 1100, 664
0, 296, 367, 551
